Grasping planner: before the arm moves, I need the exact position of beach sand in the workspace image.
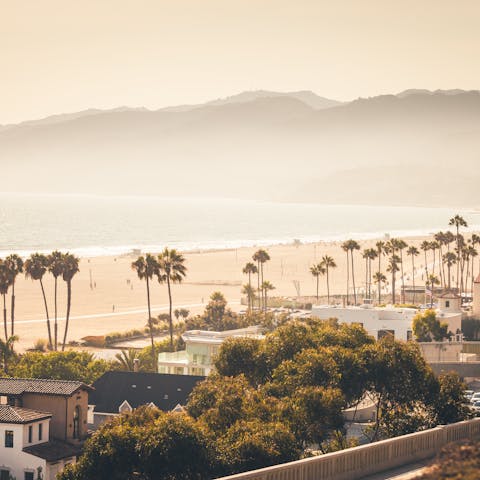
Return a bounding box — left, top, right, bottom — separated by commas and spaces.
8, 235, 446, 350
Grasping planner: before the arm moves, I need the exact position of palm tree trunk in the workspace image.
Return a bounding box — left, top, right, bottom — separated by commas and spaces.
257, 262, 261, 310
326, 267, 330, 304
40, 279, 52, 349
351, 251, 357, 305
146, 275, 157, 372
365, 258, 368, 302
346, 252, 350, 305
378, 279, 382, 304
456, 226, 460, 291
54, 277, 58, 351
10, 282, 15, 337
61, 280, 72, 351
412, 256, 416, 304
248, 272, 252, 312
260, 263, 265, 309
167, 275, 174, 352
400, 252, 405, 304
391, 271, 396, 305
3, 294, 7, 341
316, 275, 319, 301
448, 264, 451, 290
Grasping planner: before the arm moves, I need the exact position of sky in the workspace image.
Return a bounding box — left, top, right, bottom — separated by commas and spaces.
1, 0, 480, 124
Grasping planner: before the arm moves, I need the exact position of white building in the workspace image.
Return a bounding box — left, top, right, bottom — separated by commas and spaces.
158, 326, 263, 376
0, 405, 77, 480
311, 304, 417, 341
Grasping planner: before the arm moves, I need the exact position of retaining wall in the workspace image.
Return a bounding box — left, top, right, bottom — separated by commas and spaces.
215, 418, 480, 480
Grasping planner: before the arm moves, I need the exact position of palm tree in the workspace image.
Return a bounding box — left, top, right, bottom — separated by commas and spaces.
407, 246, 419, 303
158, 248, 187, 351
5, 254, 23, 337
373, 271, 387, 304
395, 240, 408, 303
25, 253, 52, 349
470, 234, 480, 293
342, 240, 360, 304
420, 240, 431, 287
434, 232, 446, 288
310, 263, 325, 301
132, 254, 159, 370
449, 214, 468, 292
341, 241, 351, 304
261, 281, 275, 312
253, 250, 270, 309
0, 262, 13, 341
427, 274, 440, 308
0, 335, 18, 374
48, 251, 65, 351
386, 255, 400, 304
115, 348, 139, 371
376, 241, 386, 274
320, 255, 337, 304
362, 249, 377, 302
61, 253, 80, 351
241, 284, 256, 312
242, 262, 258, 311
443, 252, 456, 290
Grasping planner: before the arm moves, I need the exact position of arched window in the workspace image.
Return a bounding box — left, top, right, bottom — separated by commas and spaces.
73, 406, 81, 439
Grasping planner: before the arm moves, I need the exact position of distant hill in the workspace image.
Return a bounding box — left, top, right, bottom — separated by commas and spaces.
1, 89, 480, 207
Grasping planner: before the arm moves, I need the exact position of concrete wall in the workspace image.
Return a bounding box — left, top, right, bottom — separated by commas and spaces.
214, 419, 480, 480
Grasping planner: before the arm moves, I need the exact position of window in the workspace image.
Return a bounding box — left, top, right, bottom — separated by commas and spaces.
407, 330, 413, 341
73, 406, 81, 439
446, 300, 450, 308
1, 470, 10, 480
38, 422, 43, 441
4, 430, 13, 448
24, 472, 34, 480
28, 425, 33, 443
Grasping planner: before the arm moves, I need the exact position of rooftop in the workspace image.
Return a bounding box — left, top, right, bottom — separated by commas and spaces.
0, 405, 52, 424
0, 377, 92, 397
24, 439, 82, 461
89, 371, 204, 414
182, 325, 263, 344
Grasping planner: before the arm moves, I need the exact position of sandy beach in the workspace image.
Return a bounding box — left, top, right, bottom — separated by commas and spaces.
5, 233, 457, 351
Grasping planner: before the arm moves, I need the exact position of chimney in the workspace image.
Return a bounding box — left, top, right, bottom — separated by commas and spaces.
133, 358, 140, 373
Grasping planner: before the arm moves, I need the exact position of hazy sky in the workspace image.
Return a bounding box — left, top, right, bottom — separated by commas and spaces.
2, 0, 479, 124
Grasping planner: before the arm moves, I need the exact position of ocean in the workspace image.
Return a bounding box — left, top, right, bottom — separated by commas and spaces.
0, 193, 479, 258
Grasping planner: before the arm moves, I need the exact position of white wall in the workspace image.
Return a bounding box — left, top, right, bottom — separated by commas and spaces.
0, 423, 46, 480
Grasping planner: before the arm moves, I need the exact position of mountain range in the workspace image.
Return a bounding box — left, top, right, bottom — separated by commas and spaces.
1, 89, 479, 207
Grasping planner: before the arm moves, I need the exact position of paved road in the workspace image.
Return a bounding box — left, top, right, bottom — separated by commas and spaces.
361, 460, 431, 480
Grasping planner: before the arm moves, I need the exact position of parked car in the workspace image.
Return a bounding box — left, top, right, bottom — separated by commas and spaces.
465, 390, 474, 401
471, 400, 480, 415
470, 392, 480, 403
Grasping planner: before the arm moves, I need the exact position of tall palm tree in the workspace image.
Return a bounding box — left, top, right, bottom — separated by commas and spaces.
395, 240, 408, 303
115, 348, 139, 371
434, 232, 446, 288
376, 241, 386, 274
25, 253, 52, 349
158, 248, 187, 351
348, 240, 361, 305
132, 254, 159, 370
362, 248, 377, 302
61, 253, 80, 351
310, 263, 325, 301
5, 254, 23, 337
386, 255, 400, 304
242, 262, 258, 312
0, 262, 13, 341
48, 251, 65, 351
449, 214, 468, 292
470, 234, 480, 293
320, 255, 337, 305
253, 250, 270, 309
261, 281, 275, 313
420, 240, 431, 287
407, 246, 419, 303
427, 274, 440, 308
241, 284, 256, 312
443, 252, 456, 290
341, 241, 351, 305
373, 271, 387, 304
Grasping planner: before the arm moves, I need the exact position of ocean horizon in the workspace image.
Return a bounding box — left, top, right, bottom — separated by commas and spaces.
1, 192, 479, 258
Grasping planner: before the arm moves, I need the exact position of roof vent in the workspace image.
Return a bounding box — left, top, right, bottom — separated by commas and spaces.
164, 394, 169, 399
177, 388, 182, 392
147, 386, 152, 389
132, 385, 136, 388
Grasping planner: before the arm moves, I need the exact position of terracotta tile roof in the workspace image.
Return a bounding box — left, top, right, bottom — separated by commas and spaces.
0, 405, 52, 424
24, 439, 82, 462
0, 377, 92, 396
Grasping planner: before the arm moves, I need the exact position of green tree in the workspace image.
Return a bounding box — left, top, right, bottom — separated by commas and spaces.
25, 253, 52, 349
61, 253, 80, 351
412, 309, 449, 342
114, 349, 140, 371
261, 280, 275, 312
241, 284, 256, 313
373, 271, 386, 303
158, 248, 187, 350
0, 335, 18, 374
5, 254, 23, 337
449, 214, 468, 292
132, 254, 159, 371
12, 350, 111, 383
433, 372, 470, 425
443, 251, 457, 290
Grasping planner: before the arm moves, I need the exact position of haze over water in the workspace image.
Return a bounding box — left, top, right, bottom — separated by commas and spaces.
1, 193, 479, 257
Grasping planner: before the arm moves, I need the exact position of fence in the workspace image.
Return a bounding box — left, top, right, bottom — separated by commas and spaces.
215, 418, 480, 480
